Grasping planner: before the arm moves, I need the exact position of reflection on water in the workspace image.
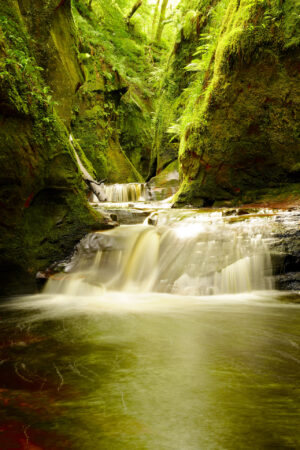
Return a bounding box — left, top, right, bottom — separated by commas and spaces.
0, 293, 299, 449
0, 208, 299, 449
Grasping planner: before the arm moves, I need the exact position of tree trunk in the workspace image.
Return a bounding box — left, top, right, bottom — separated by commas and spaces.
155, 0, 168, 43
69, 136, 108, 202
151, 0, 161, 41
126, 0, 143, 24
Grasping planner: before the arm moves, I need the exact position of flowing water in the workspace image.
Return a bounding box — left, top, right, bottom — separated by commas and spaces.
90, 182, 178, 203
0, 199, 299, 449
91, 183, 149, 203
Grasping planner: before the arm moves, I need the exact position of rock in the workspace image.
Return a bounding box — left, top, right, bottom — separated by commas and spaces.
110, 213, 118, 222
0, 1, 118, 296
275, 273, 300, 291
222, 209, 238, 217
270, 211, 300, 291
99, 208, 151, 225
147, 213, 158, 226
36, 269, 54, 291
167, 0, 300, 206
237, 209, 250, 216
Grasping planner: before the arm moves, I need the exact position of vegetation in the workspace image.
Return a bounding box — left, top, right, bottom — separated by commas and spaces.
172, 0, 300, 206
0, 0, 299, 292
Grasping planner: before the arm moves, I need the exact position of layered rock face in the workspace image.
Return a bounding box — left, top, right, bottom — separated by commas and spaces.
159, 0, 300, 206
0, 0, 113, 294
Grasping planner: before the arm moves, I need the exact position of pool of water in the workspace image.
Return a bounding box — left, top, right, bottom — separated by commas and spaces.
0, 291, 299, 449
0, 207, 299, 449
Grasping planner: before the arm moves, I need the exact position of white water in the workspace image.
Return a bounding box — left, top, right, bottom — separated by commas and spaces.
44, 209, 274, 298
91, 183, 149, 203
1, 205, 298, 450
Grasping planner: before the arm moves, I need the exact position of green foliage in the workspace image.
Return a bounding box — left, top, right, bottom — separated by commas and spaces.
0, 14, 58, 118
71, 0, 163, 180
183, 10, 198, 40
172, 0, 300, 205
72, 0, 151, 89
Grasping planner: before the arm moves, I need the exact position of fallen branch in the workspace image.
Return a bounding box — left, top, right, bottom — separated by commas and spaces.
92, 178, 107, 186
126, 0, 143, 24
69, 135, 107, 202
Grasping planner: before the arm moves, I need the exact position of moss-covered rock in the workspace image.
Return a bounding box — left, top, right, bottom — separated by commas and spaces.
148, 160, 180, 200
150, 0, 220, 179
0, 0, 114, 296
173, 0, 300, 206
71, 87, 143, 183
16, 0, 85, 126
70, 0, 153, 182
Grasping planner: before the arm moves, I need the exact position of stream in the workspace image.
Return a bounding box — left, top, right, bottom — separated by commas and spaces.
0, 185, 299, 449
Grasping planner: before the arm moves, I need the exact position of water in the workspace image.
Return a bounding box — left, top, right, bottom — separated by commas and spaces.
1, 204, 299, 449
45, 210, 274, 296
90, 182, 177, 203
91, 183, 149, 203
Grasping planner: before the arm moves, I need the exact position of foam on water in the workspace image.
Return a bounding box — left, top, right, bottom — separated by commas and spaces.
41, 210, 275, 302
91, 183, 149, 203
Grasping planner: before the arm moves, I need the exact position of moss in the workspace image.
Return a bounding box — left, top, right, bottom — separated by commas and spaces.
22, 189, 112, 271
12, 0, 85, 126
118, 88, 152, 178
150, 0, 224, 179
149, 160, 179, 188
70, 0, 153, 182
174, 0, 300, 206
71, 88, 143, 182
0, 0, 114, 295
183, 10, 198, 40
106, 136, 143, 183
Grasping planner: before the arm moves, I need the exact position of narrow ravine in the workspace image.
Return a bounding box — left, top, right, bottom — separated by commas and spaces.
0, 0, 299, 447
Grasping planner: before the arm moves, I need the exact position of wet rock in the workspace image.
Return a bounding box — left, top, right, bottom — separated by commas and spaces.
173, 0, 299, 206
275, 273, 300, 291
110, 213, 118, 222
147, 213, 158, 226
222, 209, 238, 216
270, 212, 300, 291
237, 209, 250, 216
101, 208, 151, 225
36, 269, 54, 291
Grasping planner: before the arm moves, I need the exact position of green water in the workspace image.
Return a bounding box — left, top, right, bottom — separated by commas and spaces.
0, 292, 299, 449
0, 208, 299, 449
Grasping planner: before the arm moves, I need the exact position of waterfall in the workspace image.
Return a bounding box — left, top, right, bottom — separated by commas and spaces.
44, 211, 274, 296
91, 183, 149, 203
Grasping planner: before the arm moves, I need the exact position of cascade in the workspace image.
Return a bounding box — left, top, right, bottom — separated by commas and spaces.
2, 206, 299, 450
45, 210, 274, 297
91, 183, 149, 203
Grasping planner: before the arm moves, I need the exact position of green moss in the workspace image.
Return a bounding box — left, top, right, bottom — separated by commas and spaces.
183, 10, 198, 40
22, 189, 111, 271
149, 160, 179, 188
151, 0, 226, 178
0, 0, 115, 295
173, 0, 300, 206
106, 136, 143, 183
70, 0, 154, 182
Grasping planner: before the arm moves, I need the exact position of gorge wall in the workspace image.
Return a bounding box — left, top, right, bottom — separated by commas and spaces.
153, 0, 300, 207
0, 1, 111, 294
0, 0, 158, 294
